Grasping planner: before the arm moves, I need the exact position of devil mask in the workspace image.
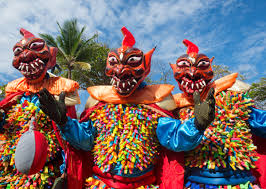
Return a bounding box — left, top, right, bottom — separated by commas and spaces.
105, 27, 155, 97
171, 39, 214, 98
12, 28, 57, 83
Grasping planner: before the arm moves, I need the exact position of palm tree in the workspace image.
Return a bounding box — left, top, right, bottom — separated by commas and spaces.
39, 19, 95, 79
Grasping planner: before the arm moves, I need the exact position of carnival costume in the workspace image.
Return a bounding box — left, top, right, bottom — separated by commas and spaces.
170, 39, 266, 188
0, 29, 80, 188
38, 27, 216, 189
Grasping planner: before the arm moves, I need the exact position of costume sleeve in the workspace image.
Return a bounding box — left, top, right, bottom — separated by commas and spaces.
59, 117, 96, 151
249, 107, 266, 138
156, 117, 203, 152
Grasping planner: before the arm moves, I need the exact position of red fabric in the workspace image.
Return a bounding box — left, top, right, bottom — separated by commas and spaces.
156, 147, 184, 189
65, 144, 93, 189
93, 166, 156, 189
0, 91, 23, 111
58, 106, 94, 189
252, 135, 266, 188
63, 104, 100, 188
52, 106, 87, 189
29, 131, 48, 175
151, 103, 184, 188
66, 106, 77, 119
148, 103, 174, 117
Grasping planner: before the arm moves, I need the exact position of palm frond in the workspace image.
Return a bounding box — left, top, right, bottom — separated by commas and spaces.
74, 61, 91, 71
39, 33, 58, 47
75, 34, 98, 58
70, 26, 86, 57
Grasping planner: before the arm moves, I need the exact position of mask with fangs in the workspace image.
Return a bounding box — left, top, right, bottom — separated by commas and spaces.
105, 26, 155, 97
12, 28, 57, 83
170, 39, 214, 99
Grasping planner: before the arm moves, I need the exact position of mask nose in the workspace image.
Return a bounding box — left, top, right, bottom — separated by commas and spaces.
189, 67, 196, 77
116, 67, 132, 80
20, 50, 33, 62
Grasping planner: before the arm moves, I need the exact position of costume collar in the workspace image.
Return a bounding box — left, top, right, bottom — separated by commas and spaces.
87, 84, 174, 104
5, 76, 79, 96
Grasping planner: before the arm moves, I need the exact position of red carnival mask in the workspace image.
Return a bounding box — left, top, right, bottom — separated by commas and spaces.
105, 27, 155, 97
12, 28, 57, 83
170, 39, 214, 98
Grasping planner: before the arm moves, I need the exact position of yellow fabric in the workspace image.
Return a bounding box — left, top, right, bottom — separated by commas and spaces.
87, 84, 174, 104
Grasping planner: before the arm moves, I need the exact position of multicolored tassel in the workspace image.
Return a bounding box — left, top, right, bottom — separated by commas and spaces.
184, 91, 258, 171
90, 104, 161, 176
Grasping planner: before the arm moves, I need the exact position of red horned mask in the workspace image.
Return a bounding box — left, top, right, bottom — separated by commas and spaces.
12, 28, 57, 83
170, 39, 214, 98
105, 27, 155, 97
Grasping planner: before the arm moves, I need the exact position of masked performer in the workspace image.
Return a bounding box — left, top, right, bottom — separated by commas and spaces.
38, 27, 215, 189
0, 29, 80, 188
170, 39, 266, 188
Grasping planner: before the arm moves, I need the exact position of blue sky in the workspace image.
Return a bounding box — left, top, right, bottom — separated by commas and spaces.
0, 0, 265, 111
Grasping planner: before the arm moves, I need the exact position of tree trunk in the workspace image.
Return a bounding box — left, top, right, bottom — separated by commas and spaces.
68, 67, 72, 79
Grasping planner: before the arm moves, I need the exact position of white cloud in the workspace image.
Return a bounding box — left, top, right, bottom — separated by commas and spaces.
235, 31, 266, 63
233, 63, 258, 80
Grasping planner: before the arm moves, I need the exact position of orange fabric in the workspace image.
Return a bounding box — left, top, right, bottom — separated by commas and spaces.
87, 84, 174, 104
210, 73, 238, 96
173, 73, 238, 108
173, 93, 194, 109
5, 77, 79, 96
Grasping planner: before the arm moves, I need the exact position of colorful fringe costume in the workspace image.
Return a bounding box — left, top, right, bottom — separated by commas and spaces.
0, 76, 80, 188
60, 84, 205, 188
0, 28, 81, 188
174, 75, 266, 188
171, 39, 266, 188
44, 27, 210, 189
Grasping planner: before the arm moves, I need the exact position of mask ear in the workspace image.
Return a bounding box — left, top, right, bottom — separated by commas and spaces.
210, 57, 214, 64
144, 47, 155, 65
144, 47, 156, 74
48, 47, 58, 69
170, 63, 176, 70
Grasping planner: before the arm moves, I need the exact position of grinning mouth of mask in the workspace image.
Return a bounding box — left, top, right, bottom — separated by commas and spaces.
110, 73, 141, 96
178, 76, 209, 95
17, 58, 48, 80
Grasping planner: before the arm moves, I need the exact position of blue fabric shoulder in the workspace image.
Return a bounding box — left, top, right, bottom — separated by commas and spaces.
249, 107, 266, 138
156, 117, 203, 152
59, 117, 96, 151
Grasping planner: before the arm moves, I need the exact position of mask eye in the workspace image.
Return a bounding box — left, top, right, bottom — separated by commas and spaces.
197, 60, 210, 69
127, 56, 142, 67
108, 56, 118, 66
29, 41, 45, 51
13, 47, 23, 56
177, 60, 190, 68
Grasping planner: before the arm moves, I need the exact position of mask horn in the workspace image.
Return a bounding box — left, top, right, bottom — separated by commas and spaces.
20, 28, 35, 39
183, 39, 199, 58
119, 27, 135, 52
